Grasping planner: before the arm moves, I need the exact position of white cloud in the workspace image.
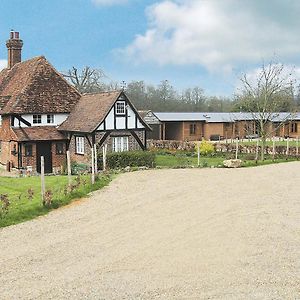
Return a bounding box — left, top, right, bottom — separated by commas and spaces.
0, 59, 7, 70
121, 0, 300, 73
92, 0, 128, 6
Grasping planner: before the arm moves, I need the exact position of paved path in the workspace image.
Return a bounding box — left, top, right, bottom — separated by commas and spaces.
1, 163, 300, 299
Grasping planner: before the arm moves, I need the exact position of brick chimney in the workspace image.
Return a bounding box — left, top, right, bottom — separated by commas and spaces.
6, 30, 23, 69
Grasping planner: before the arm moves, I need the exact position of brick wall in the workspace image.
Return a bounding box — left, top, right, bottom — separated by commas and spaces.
69, 131, 146, 165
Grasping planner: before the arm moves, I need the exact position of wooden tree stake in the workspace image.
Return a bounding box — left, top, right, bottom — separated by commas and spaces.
103, 144, 107, 171
255, 139, 259, 161
94, 144, 98, 175
40, 156, 45, 204
272, 137, 275, 161
197, 142, 200, 167
91, 147, 95, 184
66, 150, 72, 186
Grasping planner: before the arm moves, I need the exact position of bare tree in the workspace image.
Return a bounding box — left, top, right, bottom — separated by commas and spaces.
62, 66, 107, 93
236, 61, 295, 160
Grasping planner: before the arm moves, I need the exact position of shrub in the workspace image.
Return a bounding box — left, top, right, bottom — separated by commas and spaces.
99, 151, 156, 169
71, 162, 89, 174
198, 140, 215, 156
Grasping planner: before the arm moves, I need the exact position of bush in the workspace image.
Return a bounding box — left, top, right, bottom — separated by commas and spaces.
198, 140, 215, 156
71, 162, 89, 174
99, 151, 156, 169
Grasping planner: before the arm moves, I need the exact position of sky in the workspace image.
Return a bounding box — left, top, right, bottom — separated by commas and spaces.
1, 0, 300, 97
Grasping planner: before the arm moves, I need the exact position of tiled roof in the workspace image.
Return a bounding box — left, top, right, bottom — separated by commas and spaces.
12, 126, 66, 141
0, 56, 81, 115
59, 91, 122, 133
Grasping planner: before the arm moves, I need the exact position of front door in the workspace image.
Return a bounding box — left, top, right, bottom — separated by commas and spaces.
36, 142, 52, 173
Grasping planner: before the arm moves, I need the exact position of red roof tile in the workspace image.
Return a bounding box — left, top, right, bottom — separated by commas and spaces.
58, 91, 122, 133
13, 126, 66, 141
0, 56, 81, 115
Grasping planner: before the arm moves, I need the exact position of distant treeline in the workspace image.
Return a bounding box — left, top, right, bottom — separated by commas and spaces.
63, 67, 299, 113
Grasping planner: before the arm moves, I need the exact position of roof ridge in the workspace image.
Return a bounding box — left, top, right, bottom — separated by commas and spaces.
82, 90, 121, 96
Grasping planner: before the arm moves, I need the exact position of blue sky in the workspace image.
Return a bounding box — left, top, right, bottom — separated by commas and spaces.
1, 0, 300, 96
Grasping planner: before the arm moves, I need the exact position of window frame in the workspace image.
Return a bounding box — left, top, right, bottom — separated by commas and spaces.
112, 136, 129, 152
33, 114, 42, 124
116, 101, 126, 115
291, 122, 298, 133
24, 144, 33, 157
189, 123, 196, 135
75, 136, 85, 155
55, 142, 64, 155
47, 114, 54, 124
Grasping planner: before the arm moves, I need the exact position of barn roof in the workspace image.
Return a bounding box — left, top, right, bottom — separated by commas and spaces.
154, 112, 300, 123
13, 126, 66, 141
0, 56, 81, 115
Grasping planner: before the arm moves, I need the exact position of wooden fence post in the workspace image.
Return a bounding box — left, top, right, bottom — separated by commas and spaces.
286, 137, 290, 157
91, 147, 95, 184
66, 150, 72, 186
235, 138, 238, 159
40, 156, 45, 205
297, 136, 299, 158
94, 144, 98, 175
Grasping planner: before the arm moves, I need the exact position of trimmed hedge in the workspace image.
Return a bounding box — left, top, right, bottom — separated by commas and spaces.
98, 151, 156, 169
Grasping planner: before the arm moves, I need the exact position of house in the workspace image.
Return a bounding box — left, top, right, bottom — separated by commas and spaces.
0, 31, 150, 173
0, 31, 81, 173
59, 91, 151, 164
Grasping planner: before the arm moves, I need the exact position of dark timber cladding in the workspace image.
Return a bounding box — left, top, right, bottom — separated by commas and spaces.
58, 91, 151, 150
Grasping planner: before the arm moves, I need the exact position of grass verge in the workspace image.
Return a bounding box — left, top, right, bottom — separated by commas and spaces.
0, 174, 111, 228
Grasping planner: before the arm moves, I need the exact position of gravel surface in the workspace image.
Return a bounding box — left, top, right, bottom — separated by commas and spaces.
0, 163, 300, 299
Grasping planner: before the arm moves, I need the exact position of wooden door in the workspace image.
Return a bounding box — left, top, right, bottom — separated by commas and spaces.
36, 142, 52, 173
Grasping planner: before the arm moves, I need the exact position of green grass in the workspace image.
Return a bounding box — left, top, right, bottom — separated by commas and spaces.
0, 174, 111, 228
156, 154, 224, 168
155, 152, 298, 169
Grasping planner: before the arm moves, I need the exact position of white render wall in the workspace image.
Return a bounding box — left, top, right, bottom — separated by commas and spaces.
97, 105, 145, 131
13, 114, 69, 127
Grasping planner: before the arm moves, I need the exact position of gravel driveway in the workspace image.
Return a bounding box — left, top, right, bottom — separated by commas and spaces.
0, 163, 300, 299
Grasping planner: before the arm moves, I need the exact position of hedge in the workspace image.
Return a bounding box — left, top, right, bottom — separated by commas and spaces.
98, 151, 156, 169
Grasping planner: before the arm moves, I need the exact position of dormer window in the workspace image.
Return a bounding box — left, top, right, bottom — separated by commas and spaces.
47, 114, 54, 124
116, 101, 125, 115
33, 114, 41, 124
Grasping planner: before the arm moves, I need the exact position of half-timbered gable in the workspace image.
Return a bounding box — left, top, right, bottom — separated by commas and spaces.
59, 91, 151, 163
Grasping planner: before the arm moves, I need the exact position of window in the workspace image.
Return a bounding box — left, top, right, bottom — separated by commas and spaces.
291, 122, 298, 133
33, 114, 42, 124
190, 123, 196, 135
75, 136, 85, 154
56, 142, 64, 155
116, 101, 126, 115
112, 136, 129, 152
25, 144, 33, 157
47, 114, 54, 124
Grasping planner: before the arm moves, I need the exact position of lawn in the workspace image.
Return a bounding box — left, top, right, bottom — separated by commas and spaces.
0, 174, 111, 228
155, 152, 298, 168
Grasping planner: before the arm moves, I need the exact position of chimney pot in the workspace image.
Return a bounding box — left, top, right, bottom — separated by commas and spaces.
6, 31, 23, 69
